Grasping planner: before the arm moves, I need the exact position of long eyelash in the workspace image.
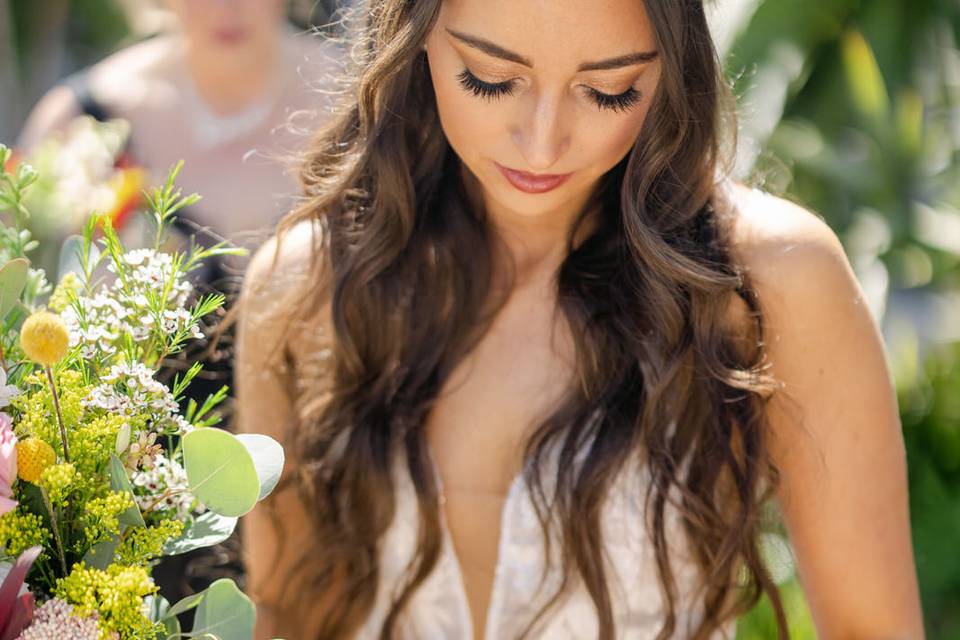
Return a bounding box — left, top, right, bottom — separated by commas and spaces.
456, 68, 516, 100
588, 87, 642, 113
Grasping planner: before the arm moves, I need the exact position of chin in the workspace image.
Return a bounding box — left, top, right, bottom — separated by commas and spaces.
487, 186, 576, 219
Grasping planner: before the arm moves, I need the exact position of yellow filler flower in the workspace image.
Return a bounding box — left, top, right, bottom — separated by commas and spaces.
16, 438, 56, 483
20, 311, 70, 366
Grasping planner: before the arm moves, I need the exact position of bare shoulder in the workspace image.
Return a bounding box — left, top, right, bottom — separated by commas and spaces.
722, 181, 861, 324
239, 217, 333, 405
243, 217, 327, 307
86, 35, 183, 108
91, 34, 179, 79
18, 36, 179, 149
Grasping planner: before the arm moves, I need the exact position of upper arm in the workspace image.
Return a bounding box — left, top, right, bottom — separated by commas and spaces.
733, 190, 924, 638
17, 85, 82, 151
234, 221, 328, 638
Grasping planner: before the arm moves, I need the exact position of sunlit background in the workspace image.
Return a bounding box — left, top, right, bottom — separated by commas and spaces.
1, 0, 958, 637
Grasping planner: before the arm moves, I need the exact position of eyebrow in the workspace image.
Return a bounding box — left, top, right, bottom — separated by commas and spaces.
446, 28, 658, 72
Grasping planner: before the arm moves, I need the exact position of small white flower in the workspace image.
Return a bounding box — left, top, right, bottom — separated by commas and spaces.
123, 248, 154, 266
174, 416, 195, 435
131, 453, 196, 519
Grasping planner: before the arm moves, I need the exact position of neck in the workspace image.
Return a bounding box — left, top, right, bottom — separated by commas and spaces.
463, 165, 600, 293
184, 35, 283, 115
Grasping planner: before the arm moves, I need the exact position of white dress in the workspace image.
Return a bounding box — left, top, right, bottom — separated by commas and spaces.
354, 435, 739, 640
267, 185, 758, 638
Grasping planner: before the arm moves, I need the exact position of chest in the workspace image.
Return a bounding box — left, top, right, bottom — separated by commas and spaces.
424, 292, 576, 495
422, 292, 577, 639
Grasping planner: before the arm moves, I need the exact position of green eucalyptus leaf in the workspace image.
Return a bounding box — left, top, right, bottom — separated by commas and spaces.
83, 532, 121, 570
109, 454, 145, 528
235, 434, 285, 501
0, 258, 29, 321
162, 511, 238, 556
162, 614, 180, 639
164, 590, 205, 620
146, 593, 169, 619
57, 235, 95, 284
182, 428, 259, 517
145, 594, 181, 639
189, 578, 255, 640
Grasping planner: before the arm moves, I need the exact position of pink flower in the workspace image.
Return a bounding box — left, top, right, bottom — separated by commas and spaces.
0, 413, 17, 516
16, 598, 105, 640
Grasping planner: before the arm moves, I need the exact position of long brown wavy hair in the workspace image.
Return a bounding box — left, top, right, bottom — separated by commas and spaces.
225, 0, 790, 637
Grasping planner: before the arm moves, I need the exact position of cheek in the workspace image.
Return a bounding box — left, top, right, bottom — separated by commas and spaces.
248, 0, 287, 25
586, 113, 645, 171
573, 86, 656, 177
427, 50, 508, 162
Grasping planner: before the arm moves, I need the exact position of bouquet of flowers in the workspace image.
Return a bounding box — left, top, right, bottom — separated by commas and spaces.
0, 144, 284, 639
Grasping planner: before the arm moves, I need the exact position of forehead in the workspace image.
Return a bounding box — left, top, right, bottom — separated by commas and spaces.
437, 0, 656, 67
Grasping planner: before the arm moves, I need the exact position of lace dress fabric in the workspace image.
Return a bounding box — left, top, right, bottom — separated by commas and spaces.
354, 443, 738, 640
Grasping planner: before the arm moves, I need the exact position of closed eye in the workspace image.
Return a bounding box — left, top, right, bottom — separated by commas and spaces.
456, 67, 643, 113
456, 68, 516, 100
586, 87, 643, 113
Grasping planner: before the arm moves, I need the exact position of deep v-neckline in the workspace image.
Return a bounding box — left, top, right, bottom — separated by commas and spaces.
420, 406, 604, 638
425, 442, 527, 640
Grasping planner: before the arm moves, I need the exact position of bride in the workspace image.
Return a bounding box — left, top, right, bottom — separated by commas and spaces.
232, 0, 924, 638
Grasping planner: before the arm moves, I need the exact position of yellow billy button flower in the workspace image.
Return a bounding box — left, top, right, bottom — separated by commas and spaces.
21, 311, 73, 463
16, 438, 56, 483
20, 311, 70, 366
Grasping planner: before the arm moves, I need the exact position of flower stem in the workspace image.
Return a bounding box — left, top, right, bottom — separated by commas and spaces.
41, 486, 68, 577
44, 365, 70, 463
142, 486, 188, 514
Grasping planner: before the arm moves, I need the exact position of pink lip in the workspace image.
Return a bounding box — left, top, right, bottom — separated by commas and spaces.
213, 27, 250, 45
495, 163, 572, 194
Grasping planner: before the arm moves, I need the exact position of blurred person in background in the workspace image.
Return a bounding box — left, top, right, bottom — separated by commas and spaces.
16, 0, 342, 621
19, 0, 340, 278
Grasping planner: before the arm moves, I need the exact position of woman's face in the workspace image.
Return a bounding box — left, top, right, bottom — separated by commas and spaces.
167, 0, 287, 56
425, 0, 662, 220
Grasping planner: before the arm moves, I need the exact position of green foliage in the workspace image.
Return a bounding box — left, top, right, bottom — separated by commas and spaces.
161, 511, 235, 557
728, 1, 960, 636
0, 258, 29, 321
736, 579, 816, 640
728, 0, 960, 290
181, 428, 262, 518
189, 578, 256, 640
899, 340, 960, 637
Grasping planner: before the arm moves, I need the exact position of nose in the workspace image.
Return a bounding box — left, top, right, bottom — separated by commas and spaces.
511, 91, 570, 172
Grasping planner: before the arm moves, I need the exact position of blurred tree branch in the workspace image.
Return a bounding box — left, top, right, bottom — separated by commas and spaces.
12, 0, 70, 125
0, 0, 19, 141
